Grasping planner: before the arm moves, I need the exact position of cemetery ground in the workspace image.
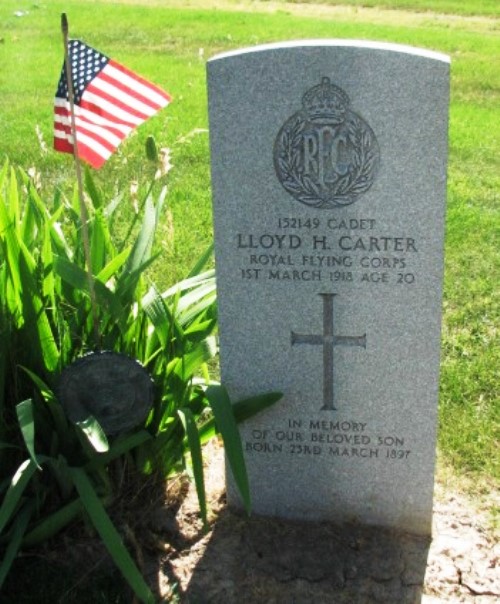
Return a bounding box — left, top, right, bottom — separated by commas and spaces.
2, 441, 498, 602
0, 0, 498, 602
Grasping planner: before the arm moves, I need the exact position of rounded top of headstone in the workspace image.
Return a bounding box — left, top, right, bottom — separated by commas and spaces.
58, 351, 154, 435
208, 39, 450, 64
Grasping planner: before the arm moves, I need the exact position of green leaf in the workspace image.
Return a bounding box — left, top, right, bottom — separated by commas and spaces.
45, 455, 74, 502
178, 408, 207, 526
54, 254, 122, 317
197, 391, 282, 469
232, 392, 283, 424
0, 459, 38, 535
115, 253, 159, 305
104, 191, 124, 221
145, 135, 158, 162
70, 467, 155, 603
42, 221, 55, 303
19, 366, 56, 403
205, 385, 251, 515
17, 232, 37, 273
34, 307, 60, 372
19, 182, 38, 249
187, 242, 214, 279
177, 291, 217, 330
84, 166, 103, 209
15, 399, 41, 469
0, 182, 22, 300
16, 245, 60, 371
162, 269, 215, 300
142, 286, 178, 349
184, 319, 217, 339
22, 498, 82, 547
84, 430, 152, 471
90, 209, 108, 276
171, 337, 217, 380
125, 194, 157, 275
19, 366, 69, 438
0, 502, 34, 589
76, 416, 109, 453
0, 160, 8, 187
96, 247, 130, 284
48, 205, 72, 259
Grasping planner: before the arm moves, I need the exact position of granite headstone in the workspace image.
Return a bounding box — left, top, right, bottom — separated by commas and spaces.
207, 40, 450, 535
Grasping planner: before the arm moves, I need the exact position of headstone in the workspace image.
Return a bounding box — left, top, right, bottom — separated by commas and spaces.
207, 40, 449, 535
59, 351, 154, 435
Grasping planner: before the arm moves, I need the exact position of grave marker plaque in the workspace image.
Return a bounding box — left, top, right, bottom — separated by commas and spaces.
59, 351, 154, 435
207, 41, 450, 535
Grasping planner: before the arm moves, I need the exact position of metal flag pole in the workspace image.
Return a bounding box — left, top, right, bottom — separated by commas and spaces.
61, 13, 101, 349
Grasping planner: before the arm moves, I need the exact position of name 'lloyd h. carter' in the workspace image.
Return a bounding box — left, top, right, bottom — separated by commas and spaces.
236, 233, 418, 253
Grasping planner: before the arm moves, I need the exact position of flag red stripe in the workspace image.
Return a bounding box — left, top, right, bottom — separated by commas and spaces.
76, 125, 121, 153
55, 120, 120, 154
55, 103, 131, 137
84, 81, 150, 122
98, 70, 168, 112
108, 60, 172, 104
76, 140, 108, 169
55, 109, 127, 146
54, 137, 74, 154
90, 76, 158, 117
54, 122, 115, 169
79, 95, 140, 127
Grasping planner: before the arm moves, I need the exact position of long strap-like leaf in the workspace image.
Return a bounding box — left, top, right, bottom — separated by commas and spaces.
15, 399, 41, 469
69, 467, 155, 604
0, 501, 34, 589
22, 498, 82, 547
0, 459, 38, 535
205, 385, 251, 515
178, 408, 207, 527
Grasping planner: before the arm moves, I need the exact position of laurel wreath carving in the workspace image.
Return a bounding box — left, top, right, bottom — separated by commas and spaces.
274, 111, 379, 209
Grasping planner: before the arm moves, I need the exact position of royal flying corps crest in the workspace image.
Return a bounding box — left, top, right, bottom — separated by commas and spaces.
274, 77, 380, 209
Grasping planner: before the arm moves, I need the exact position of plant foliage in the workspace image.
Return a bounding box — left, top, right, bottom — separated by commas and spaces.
0, 158, 280, 602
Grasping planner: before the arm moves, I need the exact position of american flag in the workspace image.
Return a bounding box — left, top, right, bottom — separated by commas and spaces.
54, 40, 171, 169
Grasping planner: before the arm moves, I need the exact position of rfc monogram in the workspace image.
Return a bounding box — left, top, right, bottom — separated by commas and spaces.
274, 77, 380, 209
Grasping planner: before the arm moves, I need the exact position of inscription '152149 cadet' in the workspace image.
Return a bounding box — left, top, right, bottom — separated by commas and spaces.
274, 77, 380, 209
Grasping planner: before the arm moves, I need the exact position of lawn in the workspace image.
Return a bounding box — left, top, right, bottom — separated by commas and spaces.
263, 0, 500, 16
0, 0, 498, 489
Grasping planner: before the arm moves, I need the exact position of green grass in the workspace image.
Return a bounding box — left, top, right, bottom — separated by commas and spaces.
0, 0, 498, 488
279, 0, 500, 17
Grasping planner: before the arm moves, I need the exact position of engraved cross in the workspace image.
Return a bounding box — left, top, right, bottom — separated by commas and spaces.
291, 293, 366, 411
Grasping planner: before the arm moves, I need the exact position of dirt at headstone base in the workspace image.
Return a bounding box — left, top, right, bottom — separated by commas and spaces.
149, 441, 499, 603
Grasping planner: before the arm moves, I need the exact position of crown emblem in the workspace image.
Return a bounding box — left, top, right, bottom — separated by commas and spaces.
302, 77, 350, 125
274, 77, 380, 209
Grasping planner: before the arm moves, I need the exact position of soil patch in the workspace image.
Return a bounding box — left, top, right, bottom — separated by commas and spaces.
154, 441, 499, 603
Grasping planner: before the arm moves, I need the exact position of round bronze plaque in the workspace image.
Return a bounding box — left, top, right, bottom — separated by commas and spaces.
58, 351, 154, 435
